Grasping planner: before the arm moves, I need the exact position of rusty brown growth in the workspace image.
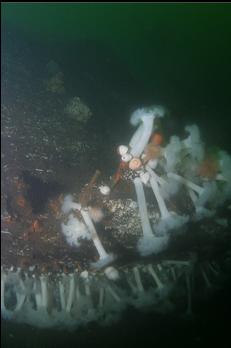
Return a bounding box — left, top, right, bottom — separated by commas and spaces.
79, 170, 101, 207
142, 143, 163, 165
197, 157, 219, 179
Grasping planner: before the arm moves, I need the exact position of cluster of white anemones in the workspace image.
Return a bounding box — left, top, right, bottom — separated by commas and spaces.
61, 105, 230, 262
61, 194, 114, 269
115, 106, 231, 256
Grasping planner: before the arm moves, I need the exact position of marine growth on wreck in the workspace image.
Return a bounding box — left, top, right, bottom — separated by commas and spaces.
1, 104, 231, 329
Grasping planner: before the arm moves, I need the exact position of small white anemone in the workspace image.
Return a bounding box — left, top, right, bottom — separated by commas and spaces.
104, 266, 120, 281
129, 106, 166, 158
99, 185, 111, 195
80, 270, 89, 279
164, 135, 183, 172
118, 145, 128, 156
61, 214, 90, 247
61, 194, 81, 214
121, 153, 132, 162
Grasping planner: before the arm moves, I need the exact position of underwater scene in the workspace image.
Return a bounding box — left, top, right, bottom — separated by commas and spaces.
1, 3, 231, 348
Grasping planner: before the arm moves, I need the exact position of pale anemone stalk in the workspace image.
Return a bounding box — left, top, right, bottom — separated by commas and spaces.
146, 264, 164, 290
80, 208, 115, 269
1, 268, 10, 318
66, 273, 75, 313
30, 274, 49, 317
183, 124, 205, 162
127, 266, 158, 309
133, 176, 168, 256
1, 268, 28, 319
146, 167, 189, 235
106, 286, 121, 303
7, 268, 27, 313
167, 172, 216, 219
58, 275, 66, 312
200, 266, 212, 288
58, 272, 76, 314
62, 195, 114, 268
97, 277, 119, 310
80, 271, 91, 298
125, 266, 145, 295
40, 274, 49, 309
129, 122, 144, 150
98, 287, 105, 308
80, 271, 96, 322
32, 275, 43, 309
167, 172, 206, 197
128, 264, 168, 308
164, 135, 183, 172
104, 281, 121, 303
132, 266, 144, 293
96, 279, 122, 324
125, 269, 139, 294
217, 150, 231, 183
14, 275, 27, 312
215, 150, 231, 203
145, 165, 180, 199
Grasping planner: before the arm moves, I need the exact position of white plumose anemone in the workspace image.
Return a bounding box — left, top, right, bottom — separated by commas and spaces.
129, 106, 166, 158
61, 214, 91, 247
164, 135, 183, 172
61, 195, 113, 268
117, 145, 128, 156
99, 185, 111, 195
61, 194, 81, 214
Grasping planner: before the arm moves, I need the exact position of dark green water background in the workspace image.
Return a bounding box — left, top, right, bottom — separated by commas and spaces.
3, 3, 231, 149
3, 3, 231, 105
